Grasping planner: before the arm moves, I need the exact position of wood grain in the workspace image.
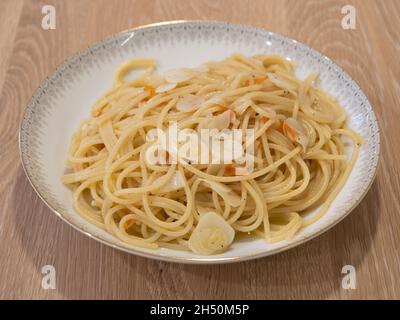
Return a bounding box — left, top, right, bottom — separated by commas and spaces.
0, 0, 399, 300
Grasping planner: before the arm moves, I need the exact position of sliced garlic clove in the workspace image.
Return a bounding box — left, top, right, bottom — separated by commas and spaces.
199, 110, 236, 130
176, 94, 205, 112
196, 206, 213, 215
203, 93, 224, 106
148, 74, 166, 88
283, 117, 309, 151
188, 212, 235, 255
164, 68, 193, 83
155, 83, 177, 93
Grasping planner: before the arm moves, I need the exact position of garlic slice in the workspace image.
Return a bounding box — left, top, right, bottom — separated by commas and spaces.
164, 68, 193, 83
176, 94, 205, 112
188, 212, 235, 255
203, 93, 224, 106
199, 110, 236, 130
282, 117, 309, 151
155, 83, 177, 93
196, 206, 213, 215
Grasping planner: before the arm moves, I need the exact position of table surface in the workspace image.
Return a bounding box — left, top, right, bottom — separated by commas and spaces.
0, 0, 399, 300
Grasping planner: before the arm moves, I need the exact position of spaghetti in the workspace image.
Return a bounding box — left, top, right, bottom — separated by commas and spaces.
62, 54, 362, 255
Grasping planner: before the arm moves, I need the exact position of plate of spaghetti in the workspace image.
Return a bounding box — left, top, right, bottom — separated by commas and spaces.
19, 21, 380, 263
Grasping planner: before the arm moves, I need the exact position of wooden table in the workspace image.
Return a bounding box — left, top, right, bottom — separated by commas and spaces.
0, 0, 399, 300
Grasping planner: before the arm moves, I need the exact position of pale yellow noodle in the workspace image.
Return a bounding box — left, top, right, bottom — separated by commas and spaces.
62, 54, 362, 254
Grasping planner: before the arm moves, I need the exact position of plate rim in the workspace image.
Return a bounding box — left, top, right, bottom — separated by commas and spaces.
18, 20, 381, 264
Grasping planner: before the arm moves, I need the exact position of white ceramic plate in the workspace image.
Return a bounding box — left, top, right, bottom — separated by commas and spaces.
19, 21, 380, 264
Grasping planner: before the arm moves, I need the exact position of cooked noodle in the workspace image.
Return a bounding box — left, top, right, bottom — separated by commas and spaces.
62, 54, 362, 255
